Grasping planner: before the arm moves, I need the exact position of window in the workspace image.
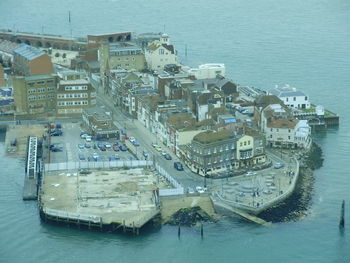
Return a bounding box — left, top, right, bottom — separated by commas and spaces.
159, 49, 164, 55
286, 98, 289, 102
305, 96, 308, 101
293, 97, 296, 101
244, 141, 247, 146
288, 136, 291, 140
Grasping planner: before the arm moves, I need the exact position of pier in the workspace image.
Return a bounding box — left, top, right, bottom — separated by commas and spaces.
23, 136, 38, 200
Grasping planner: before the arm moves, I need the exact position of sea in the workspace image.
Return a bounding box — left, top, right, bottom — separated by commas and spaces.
0, 0, 349, 262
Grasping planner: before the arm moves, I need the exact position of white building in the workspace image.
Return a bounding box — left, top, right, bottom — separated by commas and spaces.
186, 63, 225, 79
268, 84, 310, 109
145, 34, 178, 71
261, 104, 311, 148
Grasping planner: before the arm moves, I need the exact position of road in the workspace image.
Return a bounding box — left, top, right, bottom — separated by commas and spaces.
95, 94, 204, 190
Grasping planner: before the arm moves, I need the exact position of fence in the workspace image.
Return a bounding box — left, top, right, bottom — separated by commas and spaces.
155, 163, 184, 196
45, 160, 152, 171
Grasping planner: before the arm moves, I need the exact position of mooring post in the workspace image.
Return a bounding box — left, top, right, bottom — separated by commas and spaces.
123, 220, 126, 233
178, 224, 181, 238
133, 221, 135, 235
339, 200, 345, 228
201, 223, 203, 238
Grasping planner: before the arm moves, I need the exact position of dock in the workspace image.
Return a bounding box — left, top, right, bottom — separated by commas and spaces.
211, 197, 271, 226
23, 177, 37, 200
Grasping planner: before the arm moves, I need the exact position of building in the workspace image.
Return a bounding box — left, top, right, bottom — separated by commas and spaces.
268, 84, 310, 109
0, 64, 5, 86
57, 70, 87, 81
86, 32, 132, 61
261, 104, 311, 148
13, 44, 53, 76
186, 129, 236, 176
13, 74, 57, 114
186, 63, 225, 79
56, 79, 97, 115
82, 107, 118, 138
145, 34, 178, 70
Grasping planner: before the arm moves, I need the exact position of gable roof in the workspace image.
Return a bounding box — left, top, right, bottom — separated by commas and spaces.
13, 43, 45, 61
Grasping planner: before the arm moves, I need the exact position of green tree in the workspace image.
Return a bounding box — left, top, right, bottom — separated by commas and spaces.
55, 52, 60, 58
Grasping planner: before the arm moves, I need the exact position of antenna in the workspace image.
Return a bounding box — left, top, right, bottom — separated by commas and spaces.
69, 11, 72, 37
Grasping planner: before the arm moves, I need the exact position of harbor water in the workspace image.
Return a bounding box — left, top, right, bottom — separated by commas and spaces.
1, 0, 350, 262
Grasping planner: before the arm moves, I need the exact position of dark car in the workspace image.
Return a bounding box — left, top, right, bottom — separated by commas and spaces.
119, 144, 127, 151
78, 153, 85, 160
174, 162, 184, 171
113, 145, 120, 151
164, 153, 172, 160
50, 129, 62, 136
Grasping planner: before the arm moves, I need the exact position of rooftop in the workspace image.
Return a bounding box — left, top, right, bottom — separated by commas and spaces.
13, 43, 46, 61
59, 79, 90, 85
269, 85, 306, 98
193, 129, 233, 144
83, 107, 112, 121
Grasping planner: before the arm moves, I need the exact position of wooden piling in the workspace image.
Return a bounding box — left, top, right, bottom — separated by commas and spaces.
123, 220, 126, 233
200, 223, 203, 238
339, 200, 345, 228
132, 221, 135, 235
178, 224, 181, 237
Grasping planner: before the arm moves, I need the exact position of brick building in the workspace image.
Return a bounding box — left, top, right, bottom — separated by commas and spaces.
56, 79, 96, 115
82, 107, 118, 138
13, 44, 53, 76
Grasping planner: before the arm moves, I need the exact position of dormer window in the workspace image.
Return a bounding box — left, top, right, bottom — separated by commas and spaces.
159, 49, 165, 55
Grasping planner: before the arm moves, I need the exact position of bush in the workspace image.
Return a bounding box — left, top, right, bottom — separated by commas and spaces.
55, 52, 60, 57
62, 53, 67, 59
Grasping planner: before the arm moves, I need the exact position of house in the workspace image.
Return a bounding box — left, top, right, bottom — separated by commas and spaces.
82, 107, 118, 138
13, 44, 53, 76
145, 34, 178, 70
261, 104, 311, 148
268, 84, 310, 109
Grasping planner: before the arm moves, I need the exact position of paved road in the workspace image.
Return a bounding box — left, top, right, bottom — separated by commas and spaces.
95, 94, 204, 190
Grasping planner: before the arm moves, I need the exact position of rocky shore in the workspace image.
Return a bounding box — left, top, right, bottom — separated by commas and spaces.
258, 142, 323, 222
165, 206, 214, 226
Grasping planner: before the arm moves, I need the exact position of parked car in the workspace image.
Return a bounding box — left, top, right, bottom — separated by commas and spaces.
142, 151, 149, 158
274, 162, 284, 169
164, 153, 172, 160
78, 153, 85, 160
128, 136, 136, 143
99, 145, 106, 151
78, 144, 84, 149
84, 143, 91, 149
119, 144, 127, 151
174, 162, 184, 171
151, 142, 158, 148
85, 136, 92, 142
188, 187, 195, 194
196, 186, 205, 193
50, 129, 62, 136
113, 145, 120, 151
80, 133, 89, 139
105, 142, 112, 149
132, 140, 140, 146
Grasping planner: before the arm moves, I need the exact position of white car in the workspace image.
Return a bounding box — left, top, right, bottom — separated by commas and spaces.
105, 142, 112, 148
85, 136, 92, 142
129, 136, 136, 143
196, 186, 205, 193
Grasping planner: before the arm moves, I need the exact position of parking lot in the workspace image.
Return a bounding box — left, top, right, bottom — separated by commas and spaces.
49, 122, 135, 163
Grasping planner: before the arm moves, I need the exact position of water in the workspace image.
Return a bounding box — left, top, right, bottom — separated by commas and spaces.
1, 0, 350, 262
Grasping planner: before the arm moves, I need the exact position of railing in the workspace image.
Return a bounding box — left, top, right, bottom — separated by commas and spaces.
43, 207, 101, 223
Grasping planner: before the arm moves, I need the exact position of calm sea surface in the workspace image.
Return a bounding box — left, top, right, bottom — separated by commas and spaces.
1, 0, 350, 262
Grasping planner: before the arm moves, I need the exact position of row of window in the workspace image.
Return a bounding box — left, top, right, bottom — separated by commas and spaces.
110, 50, 142, 56
270, 128, 292, 133
57, 100, 89, 106
28, 94, 55, 101
27, 87, 56, 94
192, 144, 235, 155
115, 57, 136, 61
285, 96, 307, 102
64, 85, 88, 91
239, 140, 251, 147
115, 63, 137, 68
57, 93, 89, 99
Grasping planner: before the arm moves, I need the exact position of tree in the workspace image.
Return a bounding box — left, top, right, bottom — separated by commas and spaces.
55, 52, 60, 58
62, 53, 67, 59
